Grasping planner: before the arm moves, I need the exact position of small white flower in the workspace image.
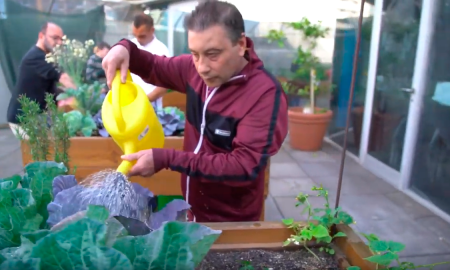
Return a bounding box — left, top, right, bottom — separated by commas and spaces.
294, 241, 300, 245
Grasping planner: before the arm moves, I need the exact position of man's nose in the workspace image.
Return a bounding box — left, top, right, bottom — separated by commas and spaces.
197, 57, 211, 75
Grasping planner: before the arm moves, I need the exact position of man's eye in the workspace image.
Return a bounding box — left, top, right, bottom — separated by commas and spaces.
208, 53, 218, 59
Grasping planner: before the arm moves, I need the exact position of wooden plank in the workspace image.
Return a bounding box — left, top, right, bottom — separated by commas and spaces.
162, 92, 187, 113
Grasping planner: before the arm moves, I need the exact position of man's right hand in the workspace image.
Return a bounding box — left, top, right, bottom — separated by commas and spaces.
102, 45, 130, 89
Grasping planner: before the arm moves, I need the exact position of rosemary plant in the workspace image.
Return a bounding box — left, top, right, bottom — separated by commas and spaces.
16, 95, 50, 161
45, 93, 71, 169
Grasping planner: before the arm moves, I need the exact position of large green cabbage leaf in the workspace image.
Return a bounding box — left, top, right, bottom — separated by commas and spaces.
0, 205, 221, 270
0, 162, 67, 250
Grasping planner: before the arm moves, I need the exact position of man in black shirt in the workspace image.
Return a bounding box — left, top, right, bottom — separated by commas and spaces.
6, 22, 75, 137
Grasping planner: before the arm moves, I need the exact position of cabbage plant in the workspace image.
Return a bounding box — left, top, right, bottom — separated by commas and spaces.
0, 161, 221, 269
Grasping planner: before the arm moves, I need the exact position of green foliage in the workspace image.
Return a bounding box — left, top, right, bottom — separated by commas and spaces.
0, 205, 221, 270
266, 17, 330, 85
282, 186, 353, 260
16, 96, 50, 162
56, 81, 104, 116
56, 82, 103, 137
348, 233, 449, 270
44, 94, 71, 169
17, 94, 70, 169
63, 110, 97, 137
0, 162, 67, 251
266, 29, 286, 47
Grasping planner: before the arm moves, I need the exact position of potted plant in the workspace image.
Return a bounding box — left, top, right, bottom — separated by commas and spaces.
268, 18, 332, 107
285, 69, 333, 151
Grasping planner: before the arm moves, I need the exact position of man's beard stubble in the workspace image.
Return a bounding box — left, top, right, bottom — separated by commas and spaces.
43, 38, 53, 54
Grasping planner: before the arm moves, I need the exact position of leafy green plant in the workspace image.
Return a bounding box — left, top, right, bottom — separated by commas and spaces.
347, 233, 450, 270
267, 29, 286, 47
282, 186, 353, 259
0, 204, 220, 269
63, 110, 97, 137
267, 18, 330, 84
56, 81, 104, 116
56, 82, 103, 137
0, 161, 67, 250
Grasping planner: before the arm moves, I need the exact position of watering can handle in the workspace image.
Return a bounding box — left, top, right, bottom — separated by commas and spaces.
112, 70, 132, 132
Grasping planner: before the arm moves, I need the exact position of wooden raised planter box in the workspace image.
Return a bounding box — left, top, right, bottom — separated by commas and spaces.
21, 136, 270, 219
163, 91, 186, 113
204, 221, 376, 270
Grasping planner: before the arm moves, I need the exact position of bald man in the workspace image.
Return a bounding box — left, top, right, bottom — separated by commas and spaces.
7, 22, 75, 138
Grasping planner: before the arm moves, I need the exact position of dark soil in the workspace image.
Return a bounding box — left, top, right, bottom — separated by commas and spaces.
197, 248, 340, 270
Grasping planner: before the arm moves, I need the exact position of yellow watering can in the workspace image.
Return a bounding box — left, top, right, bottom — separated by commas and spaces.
101, 70, 165, 175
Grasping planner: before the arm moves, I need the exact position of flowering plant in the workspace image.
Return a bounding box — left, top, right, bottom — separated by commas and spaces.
45, 36, 95, 87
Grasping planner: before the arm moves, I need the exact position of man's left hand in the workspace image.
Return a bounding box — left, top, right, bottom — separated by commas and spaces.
121, 149, 155, 177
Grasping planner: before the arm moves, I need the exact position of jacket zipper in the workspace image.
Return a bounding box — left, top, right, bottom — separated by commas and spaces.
186, 75, 245, 222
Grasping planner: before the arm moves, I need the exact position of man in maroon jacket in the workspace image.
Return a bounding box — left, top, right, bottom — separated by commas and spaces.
102, 1, 288, 222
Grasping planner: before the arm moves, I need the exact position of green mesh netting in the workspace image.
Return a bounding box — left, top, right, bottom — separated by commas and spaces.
0, 0, 106, 94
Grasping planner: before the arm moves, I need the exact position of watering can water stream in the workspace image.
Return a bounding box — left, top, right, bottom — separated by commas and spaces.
101, 70, 165, 175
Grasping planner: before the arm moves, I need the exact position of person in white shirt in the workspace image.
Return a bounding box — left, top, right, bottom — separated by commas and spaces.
130, 13, 171, 111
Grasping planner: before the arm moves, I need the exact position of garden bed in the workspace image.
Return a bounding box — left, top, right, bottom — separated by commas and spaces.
199, 222, 376, 270
163, 91, 187, 113
20, 136, 270, 220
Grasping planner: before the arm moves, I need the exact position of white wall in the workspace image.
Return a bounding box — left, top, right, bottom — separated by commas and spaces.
0, 64, 11, 125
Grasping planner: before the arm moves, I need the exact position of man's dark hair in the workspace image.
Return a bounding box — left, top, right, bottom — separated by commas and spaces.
133, 13, 154, 29
97, 41, 111, 50
40, 22, 50, 34
184, 0, 245, 44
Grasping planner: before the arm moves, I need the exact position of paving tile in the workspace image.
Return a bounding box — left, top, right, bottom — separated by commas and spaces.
269, 177, 317, 197
0, 150, 23, 178
298, 161, 341, 177
397, 254, 450, 270
385, 191, 434, 220
415, 216, 450, 247
264, 195, 284, 221
352, 216, 450, 257
287, 150, 336, 163
270, 149, 295, 164
274, 195, 334, 220
339, 194, 409, 222
312, 175, 383, 195
270, 163, 307, 179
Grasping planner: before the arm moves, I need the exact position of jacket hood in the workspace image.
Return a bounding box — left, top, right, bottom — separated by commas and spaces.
245, 37, 264, 70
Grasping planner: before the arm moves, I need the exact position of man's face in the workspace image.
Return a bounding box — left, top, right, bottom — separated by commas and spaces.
132, 25, 154, 47
188, 25, 246, 88
39, 24, 63, 53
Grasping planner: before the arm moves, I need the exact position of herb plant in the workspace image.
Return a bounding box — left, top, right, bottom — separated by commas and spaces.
45, 94, 71, 169
282, 185, 353, 259
16, 96, 51, 161
17, 94, 71, 168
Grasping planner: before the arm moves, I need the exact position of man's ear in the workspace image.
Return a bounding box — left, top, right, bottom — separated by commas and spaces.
237, 33, 247, 57
38, 32, 45, 40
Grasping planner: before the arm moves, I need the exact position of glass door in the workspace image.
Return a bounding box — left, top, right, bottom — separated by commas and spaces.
408, 0, 450, 217
360, 0, 425, 187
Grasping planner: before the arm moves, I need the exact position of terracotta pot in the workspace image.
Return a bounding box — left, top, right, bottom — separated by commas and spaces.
288, 107, 333, 151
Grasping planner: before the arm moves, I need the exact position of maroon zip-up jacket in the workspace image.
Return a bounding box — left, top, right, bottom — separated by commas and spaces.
116, 37, 288, 222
